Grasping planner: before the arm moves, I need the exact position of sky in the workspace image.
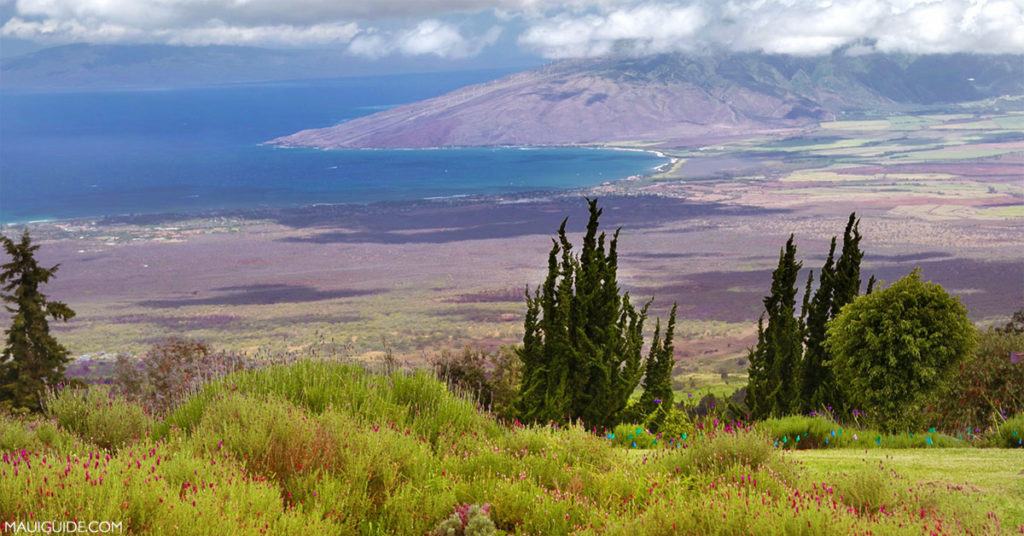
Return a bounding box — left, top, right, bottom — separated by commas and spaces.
1, 0, 1023, 62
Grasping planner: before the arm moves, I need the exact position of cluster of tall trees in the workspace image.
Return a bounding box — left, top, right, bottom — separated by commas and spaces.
745, 214, 977, 431
746, 214, 870, 419
1, 208, 980, 434
515, 199, 676, 430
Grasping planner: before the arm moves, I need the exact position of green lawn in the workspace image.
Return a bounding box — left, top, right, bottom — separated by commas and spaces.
790, 448, 1024, 531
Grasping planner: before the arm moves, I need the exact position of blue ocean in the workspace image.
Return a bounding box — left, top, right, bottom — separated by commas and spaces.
0, 70, 665, 223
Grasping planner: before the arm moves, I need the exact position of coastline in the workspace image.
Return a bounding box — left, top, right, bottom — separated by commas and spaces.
2, 146, 671, 230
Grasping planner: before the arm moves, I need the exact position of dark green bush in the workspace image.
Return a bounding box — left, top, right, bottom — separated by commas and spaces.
827, 269, 976, 432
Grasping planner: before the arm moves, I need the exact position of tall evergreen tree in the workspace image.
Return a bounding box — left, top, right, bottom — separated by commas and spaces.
637, 303, 677, 431
796, 213, 871, 414
798, 237, 836, 412
516, 199, 657, 429
831, 214, 863, 317
745, 315, 768, 417
1, 230, 76, 412
746, 235, 802, 418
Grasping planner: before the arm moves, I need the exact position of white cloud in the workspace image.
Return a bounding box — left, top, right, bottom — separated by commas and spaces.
396, 19, 479, 57
874, 0, 1024, 54
10, 0, 542, 27
166, 22, 361, 47
2, 0, 1023, 55
519, 0, 1024, 57
348, 20, 501, 59
2, 17, 144, 42
347, 31, 389, 58
1, 16, 361, 47
520, 4, 705, 57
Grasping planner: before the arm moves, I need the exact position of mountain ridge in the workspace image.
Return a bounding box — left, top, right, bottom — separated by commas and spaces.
270, 52, 1024, 149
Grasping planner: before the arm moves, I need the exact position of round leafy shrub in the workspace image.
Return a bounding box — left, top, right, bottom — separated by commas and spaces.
826, 269, 976, 432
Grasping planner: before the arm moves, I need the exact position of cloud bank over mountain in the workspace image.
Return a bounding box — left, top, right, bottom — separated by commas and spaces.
2, 0, 1022, 59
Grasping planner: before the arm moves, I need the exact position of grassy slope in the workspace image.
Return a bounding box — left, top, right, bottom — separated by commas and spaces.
2, 362, 1021, 535
792, 449, 1024, 531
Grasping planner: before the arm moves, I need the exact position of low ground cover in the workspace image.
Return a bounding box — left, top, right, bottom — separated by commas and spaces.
1, 361, 1019, 535
792, 448, 1024, 530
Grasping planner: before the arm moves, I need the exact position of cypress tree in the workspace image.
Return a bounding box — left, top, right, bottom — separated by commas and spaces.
1, 231, 76, 413
745, 314, 768, 417
831, 214, 863, 317
746, 235, 802, 418
516, 198, 656, 430
798, 237, 836, 413
796, 213, 871, 414
516, 233, 570, 423
638, 303, 677, 431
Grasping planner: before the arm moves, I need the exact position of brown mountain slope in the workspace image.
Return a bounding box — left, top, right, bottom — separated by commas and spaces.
270, 53, 1024, 149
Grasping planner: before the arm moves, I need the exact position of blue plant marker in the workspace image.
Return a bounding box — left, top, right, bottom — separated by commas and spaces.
825, 438, 829, 446
831, 430, 836, 437
876, 437, 881, 445
632, 442, 637, 448
926, 437, 933, 445
775, 441, 779, 447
